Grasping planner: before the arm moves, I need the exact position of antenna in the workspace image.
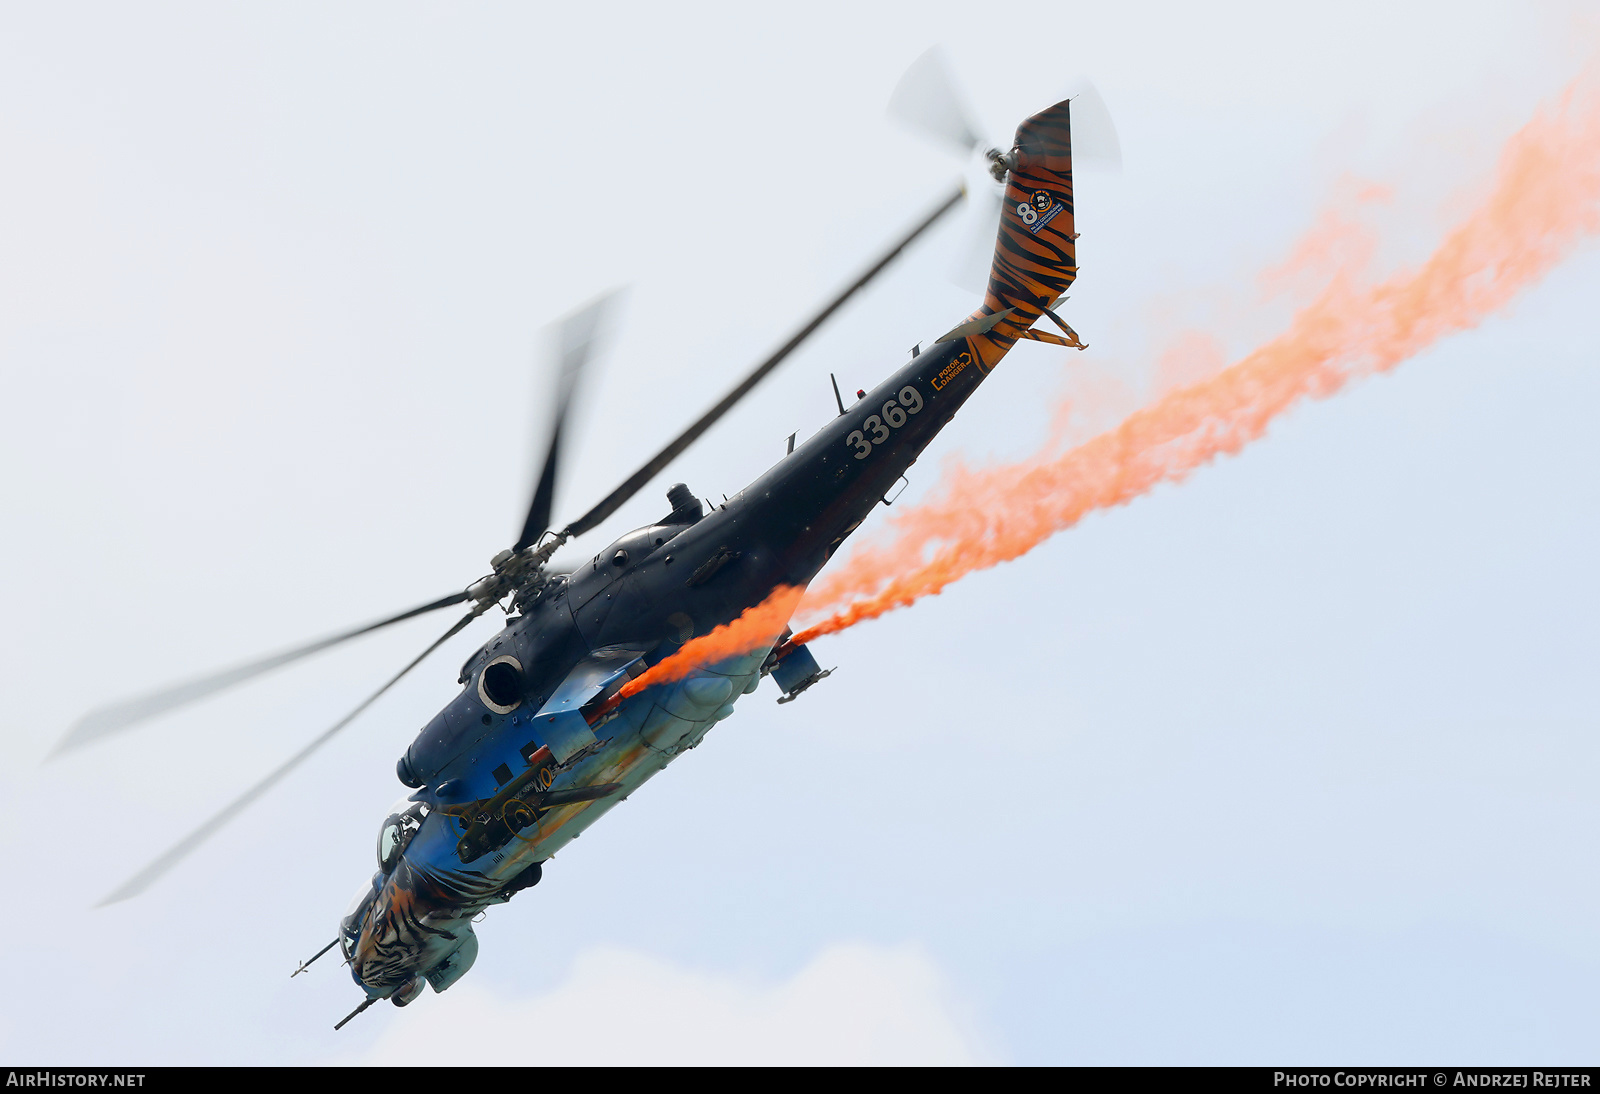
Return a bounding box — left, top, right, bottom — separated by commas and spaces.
291, 939, 340, 978
829, 373, 846, 417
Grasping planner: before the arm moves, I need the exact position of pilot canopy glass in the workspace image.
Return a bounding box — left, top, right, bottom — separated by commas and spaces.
375, 798, 426, 872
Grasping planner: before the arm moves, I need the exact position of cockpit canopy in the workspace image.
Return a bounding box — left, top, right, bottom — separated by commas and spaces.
338, 877, 378, 962
376, 798, 427, 873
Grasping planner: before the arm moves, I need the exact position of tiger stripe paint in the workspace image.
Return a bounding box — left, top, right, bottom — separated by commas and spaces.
967, 99, 1078, 371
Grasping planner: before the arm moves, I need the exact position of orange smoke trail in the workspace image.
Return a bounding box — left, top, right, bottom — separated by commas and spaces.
790, 76, 1600, 645
617, 76, 1600, 689
618, 585, 804, 699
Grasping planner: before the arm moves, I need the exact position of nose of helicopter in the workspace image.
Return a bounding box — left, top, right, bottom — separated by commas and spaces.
345, 865, 483, 1005
348, 880, 429, 997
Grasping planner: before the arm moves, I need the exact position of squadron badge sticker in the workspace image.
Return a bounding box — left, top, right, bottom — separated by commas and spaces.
1016, 190, 1064, 235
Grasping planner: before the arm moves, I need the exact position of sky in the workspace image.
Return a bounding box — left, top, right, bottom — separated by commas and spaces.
2, 0, 1597, 1066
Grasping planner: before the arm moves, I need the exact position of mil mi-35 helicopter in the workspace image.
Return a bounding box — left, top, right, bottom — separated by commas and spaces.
55, 64, 1095, 1028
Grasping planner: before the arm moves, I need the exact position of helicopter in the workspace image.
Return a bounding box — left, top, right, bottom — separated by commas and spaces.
52, 85, 1088, 1027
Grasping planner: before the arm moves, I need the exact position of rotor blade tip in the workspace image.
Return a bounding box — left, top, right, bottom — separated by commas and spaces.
95, 884, 141, 909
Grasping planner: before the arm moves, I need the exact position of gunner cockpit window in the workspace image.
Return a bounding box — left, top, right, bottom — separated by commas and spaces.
375, 798, 426, 873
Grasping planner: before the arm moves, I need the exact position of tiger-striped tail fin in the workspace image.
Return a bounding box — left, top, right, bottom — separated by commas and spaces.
959, 99, 1079, 368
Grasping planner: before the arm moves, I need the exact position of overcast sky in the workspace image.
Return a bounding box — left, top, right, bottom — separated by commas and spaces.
2, 1, 1597, 1066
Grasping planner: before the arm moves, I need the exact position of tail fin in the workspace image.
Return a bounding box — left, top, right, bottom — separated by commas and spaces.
956, 99, 1078, 368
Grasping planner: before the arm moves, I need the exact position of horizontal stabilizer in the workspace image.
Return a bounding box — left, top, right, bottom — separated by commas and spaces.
935, 308, 1014, 345
1019, 329, 1079, 348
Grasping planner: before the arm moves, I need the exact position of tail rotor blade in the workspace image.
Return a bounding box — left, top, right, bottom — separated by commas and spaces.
53, 590, 471, 757
887, 46, 985, 156
97, 606, 486, 906
950, 185, 1006, 296
515, 289, 624, 551
947, 83, 1118, 296
1066, 80, 1122, 170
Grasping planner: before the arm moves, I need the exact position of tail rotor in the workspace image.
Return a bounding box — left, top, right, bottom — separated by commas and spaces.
887, 47, 1122, 296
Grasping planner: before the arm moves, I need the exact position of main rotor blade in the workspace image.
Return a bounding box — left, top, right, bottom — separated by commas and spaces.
53, 591, 472, 757
562, 184, 965, 540
515, 290, 623, 551
887, 46, 985, 155
97, 606, 486, 907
